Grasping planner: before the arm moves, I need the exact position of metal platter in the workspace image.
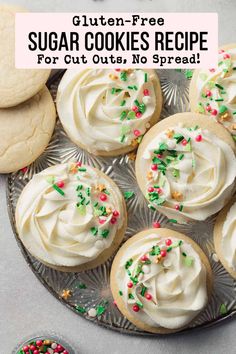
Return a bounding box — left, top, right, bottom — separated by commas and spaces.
6, 69, 236, 335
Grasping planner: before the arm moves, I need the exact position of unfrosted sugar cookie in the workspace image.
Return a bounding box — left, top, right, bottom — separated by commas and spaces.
0, 5, 51, 107
56, 69, 162, 156
0, 86, 56, 173
110, 228, 212, 333
214, 199, 236, 279
135, 113, 236, 223
16, 162, 127, 271
190, 44, 236, 137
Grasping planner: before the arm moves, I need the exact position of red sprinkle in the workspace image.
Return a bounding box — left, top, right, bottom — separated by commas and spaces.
145, 293, 152, 300
30, 346, 36, 351
156, 187, 162, 194
206, 105, 212, 112
157, 154, 162, 158
165, 238, 172, 246
21, 167, 28, 173
136, 112, 142, 118
115, 68, 121, 71
141, 255, 148, 262
161, 250, 167, 257
134, 129, 141, 137
57, 180, 65, 188
132, 105, 139, 112
100, 193, 107, 201
195, 134, 202, 142
33, 350, 39, 354
36, 341, 43, 347
113, 210, 119, 217
206, 90, 212, 97
110, 217, 117, 224
182, 139, 188, 146
175, 204, 180, 210
143, 89, 150, 96
211, 109, 218, 116
151, 164, 158, 171
153, 221, 161, 228
99, 218, 106, 224
113, 300, 117, 306
132, 304, 140, 312
57, 345, 64, 352
209, 68, 216, 73
23, 347, 29, 353
127, 282, 133, 288
76, 161, 82, 167
219, 49, 225, 54
63, 351, 69, 354
148, 186, 154, 193
223, 53, 230, 59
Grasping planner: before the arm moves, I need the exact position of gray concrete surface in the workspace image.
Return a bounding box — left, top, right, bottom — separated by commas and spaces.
0, 1, 235, 353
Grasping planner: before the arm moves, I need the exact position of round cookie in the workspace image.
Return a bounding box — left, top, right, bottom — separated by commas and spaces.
214, 198, 236, 279
111, 228, 212, 334
135, 113, 236, 223
56, 68, 162, 156
189, 43, 236, 136
0, 86, 56, 173
15, 162, 127, 272
0, 5, 51, 107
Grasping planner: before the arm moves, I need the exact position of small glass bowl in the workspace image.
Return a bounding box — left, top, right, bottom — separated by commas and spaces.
12, 332, 77, 354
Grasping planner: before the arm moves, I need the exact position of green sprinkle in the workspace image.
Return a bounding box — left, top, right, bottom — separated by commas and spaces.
168, 219, 178, 224
96, 305, 106, 316
120, 100, 126, 106
179, 204, 184, 212
148, 204, 156, 211
90, 226, 98, 236
76, 305, 86, 314
139, 103, 146, 114
219, 105, 228, 114
128, 293, 134, 299
86, 187, 91, 196
144, 72, 148, 82
78, 167, 87, 172
120, 134, 126, 143
215, 83, 224, 90
127, 111, 136, 119
93, 202, 98, 207
197, 102, 205, 114
167, 246, 172, 252
134, 99, 140, 106
124, 191, 134, 200
115, 88, 123, 93
78, 283, 87, 289
178, 240, 183, 246
120, 111, 127, 121
119, 290, 123, 296
76, 184, 83, 191
141, 286, 147, 296
120, 71, 127, 81
77, 204, 86, 215
232, 111, 236, 115
215, 98, 224, 102
184, 256, 194, 267
172, 169, 180, 178
52, 184, 65, 196
125, 258, 133, 269
127, 85, 138, 90
185, 69, 193, 79
111, 87, 116, 94
178, 153, 184, 160
46, 175, 55, 184
182, 252, 187, 257
219, 303, 228, 315
136, 300, 143, 308
101, 229, 109, 238
150, 245, 161, 256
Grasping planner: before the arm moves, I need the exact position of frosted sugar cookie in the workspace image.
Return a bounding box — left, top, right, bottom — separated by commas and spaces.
214, 198, 236, 279
0, 5, 50, 107
190, 44, 236, 137
56, 68, 162, 156
111, 228, 211, 333
16, 162, 127, 271
0, 87, 56, 173
135, 113, 236, 223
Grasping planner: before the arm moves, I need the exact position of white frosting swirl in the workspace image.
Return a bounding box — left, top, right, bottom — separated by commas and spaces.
116, 233, 208, 329
16, 163, 125, 267
222, 202, 236, 270
140, 125, 236, 222
57, 69, 157, 153
195, 48, 236, 135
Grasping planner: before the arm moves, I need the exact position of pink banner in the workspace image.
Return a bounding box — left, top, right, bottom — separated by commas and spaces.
15, 13, 218, 69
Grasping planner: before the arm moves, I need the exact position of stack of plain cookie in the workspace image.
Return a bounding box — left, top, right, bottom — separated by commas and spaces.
6, 28, 234, 334
0, 5, 56, 173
